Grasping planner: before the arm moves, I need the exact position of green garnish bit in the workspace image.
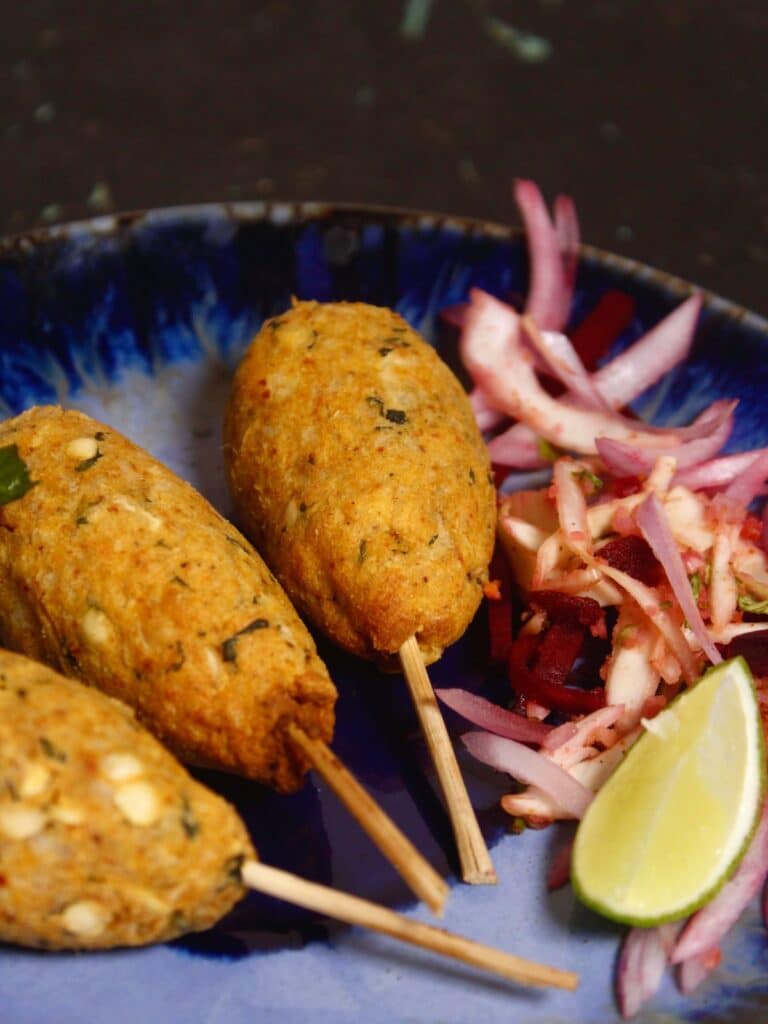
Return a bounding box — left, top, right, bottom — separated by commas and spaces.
39, 736, 67, 762
536, 437, 562, 463
572, 468, 604, 492
690, 572, 702, 602
75, 450, 103, 473
221, 618, 270, 663
738, 594, 768, 615
0, 444, 35, 505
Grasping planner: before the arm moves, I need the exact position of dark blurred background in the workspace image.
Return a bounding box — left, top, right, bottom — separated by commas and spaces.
1, 1, 766, 315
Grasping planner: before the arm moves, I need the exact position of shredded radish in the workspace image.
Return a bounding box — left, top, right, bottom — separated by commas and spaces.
553, 457, 593, 556
461, 730, 594, 818
435, 688, 552, 743
514, 179, 571, 331
541, 705, 625, 765
634, 492, 722, 668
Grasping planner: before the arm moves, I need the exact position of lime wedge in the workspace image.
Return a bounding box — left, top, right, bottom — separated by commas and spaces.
572, 656, 766, 926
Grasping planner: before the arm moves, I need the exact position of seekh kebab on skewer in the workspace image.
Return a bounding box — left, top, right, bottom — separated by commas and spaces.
0, 405, 447, 913
223, 300, 498, 883
0, 648, 579, 994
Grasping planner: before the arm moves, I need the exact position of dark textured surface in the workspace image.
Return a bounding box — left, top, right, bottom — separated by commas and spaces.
0, 2, 766, 314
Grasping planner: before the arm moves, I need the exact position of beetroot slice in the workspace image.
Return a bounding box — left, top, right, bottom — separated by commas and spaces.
720, 629, 768, 677
508, 632, 606, 714
598, 535, 662, 586
529, 591, 604, 628
568, 289, 636, 372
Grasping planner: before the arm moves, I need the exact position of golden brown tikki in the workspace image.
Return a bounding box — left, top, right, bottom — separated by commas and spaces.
0, 405, 336, 793
0, 649, 253, 950
224, 301, 497, 668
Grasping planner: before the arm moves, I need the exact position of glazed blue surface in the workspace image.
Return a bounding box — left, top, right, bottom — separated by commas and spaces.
1, 202, 767, 1023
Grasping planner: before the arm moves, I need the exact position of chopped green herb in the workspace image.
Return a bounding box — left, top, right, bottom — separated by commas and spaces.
180, 797, 200, 838
385, 408, 407, 424
39, 736, 67, 762
221, 618, 270, 662
572, 467, 604, 492
536, 437, 562, 463
222, 853, 246, 885
75, 450, 103, 473
0, 444, 35, 505
428, 533, 438, 545
738, 594, 768, 615
690, 572, 702, 602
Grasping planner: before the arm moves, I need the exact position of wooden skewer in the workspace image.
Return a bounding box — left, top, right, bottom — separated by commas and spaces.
242, 860, 578, 991
288, 724, 450, 916
399, 635, 497, 885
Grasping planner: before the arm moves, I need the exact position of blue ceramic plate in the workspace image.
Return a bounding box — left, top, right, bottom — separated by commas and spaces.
1, 202, 767, 1024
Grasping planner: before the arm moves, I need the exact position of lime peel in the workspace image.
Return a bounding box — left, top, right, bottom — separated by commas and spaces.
572, 656, 766, 926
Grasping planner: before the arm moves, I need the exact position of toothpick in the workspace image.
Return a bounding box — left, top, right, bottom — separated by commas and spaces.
288, 724, 449, 915
241, 860, 578, 991
399, 635, 496, 884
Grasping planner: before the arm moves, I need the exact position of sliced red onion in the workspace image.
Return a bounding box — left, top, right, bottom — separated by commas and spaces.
723, 449, 768, 507
462, 291, 731, 456
554, 194, 580, 291
595, 402, 735, 476
460, 287, 521, 375
674, 450, 768, 491
546, 828, 575, 891
672, 797, 768, 963
487, 420, 548, 468
461, 730, 594, 818
514, 179, 571, 331
676, 948, 720, 995
593, 293, 703, 409
435, 688, 552, 743
615, 923, 681, 1019
469, 386, 506, 432
634, 492, 722, 667
523, 317, 612, 412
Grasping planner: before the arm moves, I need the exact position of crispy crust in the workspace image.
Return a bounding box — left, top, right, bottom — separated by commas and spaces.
0, 406, 336, 792
224, 301, 497, 666
0, 649, 253, 950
